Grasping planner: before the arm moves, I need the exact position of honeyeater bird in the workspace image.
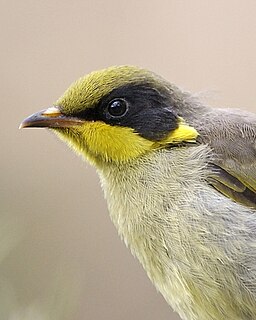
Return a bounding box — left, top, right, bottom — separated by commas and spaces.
20, 66, 256, 320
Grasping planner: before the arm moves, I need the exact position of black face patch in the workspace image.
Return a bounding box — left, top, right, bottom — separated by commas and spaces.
71, 83, 179, 141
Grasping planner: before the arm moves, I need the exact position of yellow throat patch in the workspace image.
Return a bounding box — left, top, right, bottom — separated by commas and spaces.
54, 117, 199, 165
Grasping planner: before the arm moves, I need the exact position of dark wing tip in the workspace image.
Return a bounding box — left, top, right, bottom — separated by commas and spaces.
208, 164, 256, 210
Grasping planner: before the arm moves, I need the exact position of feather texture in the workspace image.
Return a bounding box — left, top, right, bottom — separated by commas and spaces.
189, 107, 256, 208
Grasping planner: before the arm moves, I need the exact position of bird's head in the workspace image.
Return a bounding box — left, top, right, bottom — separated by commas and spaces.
20, 66, 198, 167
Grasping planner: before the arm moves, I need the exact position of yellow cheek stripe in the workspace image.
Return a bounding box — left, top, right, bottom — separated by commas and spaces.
82, 122, 155, 162
54, 118, 198, 165
159, 118, 199, 145
55, 122, 155, 164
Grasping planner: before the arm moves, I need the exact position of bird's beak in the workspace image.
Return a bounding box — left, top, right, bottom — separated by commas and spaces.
19, 106, 84, 129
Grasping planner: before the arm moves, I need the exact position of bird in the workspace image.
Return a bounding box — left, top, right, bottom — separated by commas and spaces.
20, 65, 256, 320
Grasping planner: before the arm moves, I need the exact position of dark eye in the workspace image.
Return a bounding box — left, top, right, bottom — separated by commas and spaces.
107, 99, 128, 118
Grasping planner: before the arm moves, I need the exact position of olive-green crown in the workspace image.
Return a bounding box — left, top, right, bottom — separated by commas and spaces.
55, 65, 159, 115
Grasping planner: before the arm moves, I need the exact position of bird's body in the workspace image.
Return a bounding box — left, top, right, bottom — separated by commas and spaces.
101, 109, 256, 320
101, 146, 256, 320
21, 66, 256, 320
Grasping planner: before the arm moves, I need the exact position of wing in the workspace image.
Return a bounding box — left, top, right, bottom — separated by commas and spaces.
196, 108, 256, 209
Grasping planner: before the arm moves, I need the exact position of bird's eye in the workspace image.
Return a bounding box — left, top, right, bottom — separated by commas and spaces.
107, 99, 128, 118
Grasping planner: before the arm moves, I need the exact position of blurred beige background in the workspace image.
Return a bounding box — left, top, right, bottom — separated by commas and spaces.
1, 0, 256, 319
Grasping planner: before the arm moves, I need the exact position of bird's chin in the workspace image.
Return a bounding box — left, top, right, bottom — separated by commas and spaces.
51, 128, 101, 167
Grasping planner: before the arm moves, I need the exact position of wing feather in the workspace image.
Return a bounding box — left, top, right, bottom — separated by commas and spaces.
194, 108, 256, 208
